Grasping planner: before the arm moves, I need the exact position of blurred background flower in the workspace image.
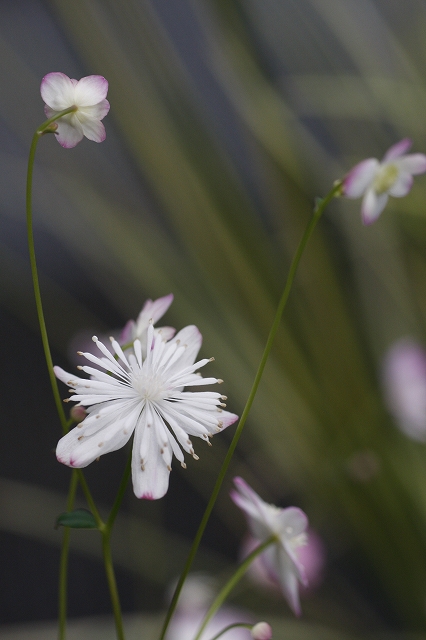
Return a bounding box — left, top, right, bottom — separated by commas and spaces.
3, 0, 426, 637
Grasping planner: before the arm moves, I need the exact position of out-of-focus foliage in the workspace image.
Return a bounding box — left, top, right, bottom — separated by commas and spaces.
2, 0, 426, 635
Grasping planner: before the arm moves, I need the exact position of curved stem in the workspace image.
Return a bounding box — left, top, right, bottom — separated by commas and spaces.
58, 470, 78, 640
26, 106, 78, 435
158, 182, 342, 640
194, 536, 276, 640
208, 622, 253, 640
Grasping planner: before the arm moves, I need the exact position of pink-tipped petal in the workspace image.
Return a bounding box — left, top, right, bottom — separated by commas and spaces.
55, 117, 84, 148
138, 293, 174, 326
361, 189, 388, 225
343, 158, 379, 198
383, 138, 412, 162
41, 72, 75, 110
79, 117, 106, 143
132, 417, 171, 500
278, 507, 309, 538
74, 75, 109, 106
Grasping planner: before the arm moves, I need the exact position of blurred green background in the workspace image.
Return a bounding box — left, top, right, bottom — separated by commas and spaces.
2, 0, 426, 637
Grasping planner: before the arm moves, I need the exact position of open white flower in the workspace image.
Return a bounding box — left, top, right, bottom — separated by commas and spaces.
41, 72, 110, 148
55, 324, 238, 499
230, 477, 308, 616
342, 139, 426, 224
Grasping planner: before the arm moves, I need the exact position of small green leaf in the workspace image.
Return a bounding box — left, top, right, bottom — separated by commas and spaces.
55, 508, 98, 530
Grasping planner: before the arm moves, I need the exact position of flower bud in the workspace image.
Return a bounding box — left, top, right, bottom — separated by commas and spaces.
251, 622, 272, 639
70, 406, 87, 423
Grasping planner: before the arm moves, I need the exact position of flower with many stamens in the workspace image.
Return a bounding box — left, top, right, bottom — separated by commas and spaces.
342, 139, 426, 224
55, 324, 238, 499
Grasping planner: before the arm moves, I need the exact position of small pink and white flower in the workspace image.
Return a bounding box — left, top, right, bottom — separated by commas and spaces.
55, 323, 238, 499
230, 477, 308, 616
342, 139, 426, 224
383, 338, 426, 441
41, 72, 110, 148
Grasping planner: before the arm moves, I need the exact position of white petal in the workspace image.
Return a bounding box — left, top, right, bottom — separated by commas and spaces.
397, 153, 426, 176
388, 172, 413, 197
41, 72, 75, 110
79, 117, 107, 143
382, 138, 412, 162
74, 75, 109, 106
132, 413, 171, 499
56, 418, 132, 468
276, 507, 309, 539
361, 189, 388, 225
169, 325, 202, 369
78, 100, 110, 121
54, 117, 84, 149
343, 158, 379, 198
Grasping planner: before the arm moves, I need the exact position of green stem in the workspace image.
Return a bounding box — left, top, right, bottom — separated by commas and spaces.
208, 623, 253, 640
158, 182, 342, 640
58, 470, 78, 640
26, 106, 77, 435
102, 531, 126, 640
107, 450, 132, 530
194, 536, 276, 640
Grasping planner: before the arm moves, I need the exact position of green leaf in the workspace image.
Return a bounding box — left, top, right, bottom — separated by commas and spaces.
55, 508, 98, 530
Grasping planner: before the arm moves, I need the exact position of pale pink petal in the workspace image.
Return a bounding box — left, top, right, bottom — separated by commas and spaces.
119, 320, 136, 345
383, 138, 412, 162
136, 293, 174, 330
343, 158, 379, 198
55, 117, 84, 148
397, 153, 426, 175
79, 117, 106, 143
74, 75, 109, 106
388, 172, 413, 197
41, 72, 76, 110
361, 189, 388, 225
156, 326, 176, 342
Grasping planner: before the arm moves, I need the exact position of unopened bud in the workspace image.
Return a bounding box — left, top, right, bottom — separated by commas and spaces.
70, 406, 87, 423
251, 622, 272, 639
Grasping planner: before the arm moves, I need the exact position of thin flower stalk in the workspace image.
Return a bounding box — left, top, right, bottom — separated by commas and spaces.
158, 181, 342, 640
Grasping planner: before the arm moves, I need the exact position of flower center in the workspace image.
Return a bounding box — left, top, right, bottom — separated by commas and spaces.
373, 163, 399, 195
132, 371, 166, 402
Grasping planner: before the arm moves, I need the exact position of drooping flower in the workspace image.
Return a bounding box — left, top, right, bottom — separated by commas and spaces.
55, 324, 238, 499
41, 72, 110, 148
342, 139, 426, 224
382, 338, 426, 441
230, 477, 308, 616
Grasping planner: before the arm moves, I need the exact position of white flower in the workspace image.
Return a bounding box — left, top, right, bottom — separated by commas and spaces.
342, 139, 426, 225
119, 293, 176, 354
41, 72, 110, 148
383, 338, 426, 441
230, 477, 308, 616
55, 324, 238, 500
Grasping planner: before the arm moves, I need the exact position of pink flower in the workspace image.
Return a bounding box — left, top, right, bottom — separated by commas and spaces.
383, 338, 426, 441
342, 139, 426, 224
230, 478, 308, 616
41, 72, 110, 148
